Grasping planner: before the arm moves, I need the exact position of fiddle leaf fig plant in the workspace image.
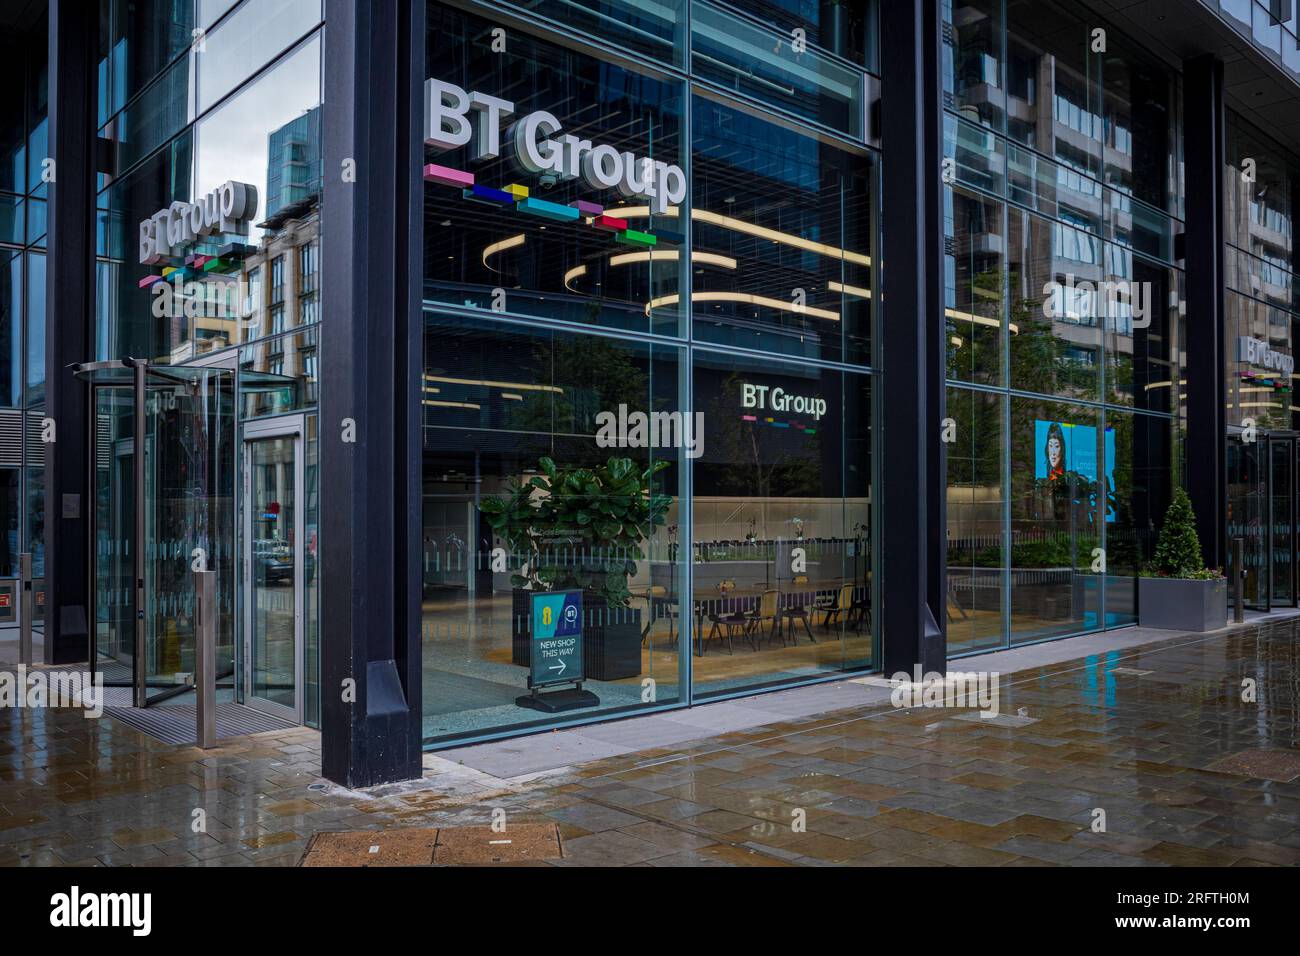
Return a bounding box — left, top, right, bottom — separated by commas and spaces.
480, 456, 672, 607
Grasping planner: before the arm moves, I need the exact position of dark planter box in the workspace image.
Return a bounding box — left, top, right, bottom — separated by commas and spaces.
1138, 576, 1227, 632
511, 589, 643, 681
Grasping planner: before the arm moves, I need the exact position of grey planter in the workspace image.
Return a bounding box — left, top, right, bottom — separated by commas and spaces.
1138, 576, 1227, 632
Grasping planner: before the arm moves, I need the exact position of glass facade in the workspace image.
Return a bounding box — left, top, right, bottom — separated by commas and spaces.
1222, 108, 1300, 606
89, 0, 323, 723
15, 0, 1300, 766
420, 1, 878, 745
942, 0, 1181, 654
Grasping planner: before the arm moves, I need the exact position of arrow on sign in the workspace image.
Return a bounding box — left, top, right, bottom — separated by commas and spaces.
550, 659, 567, 676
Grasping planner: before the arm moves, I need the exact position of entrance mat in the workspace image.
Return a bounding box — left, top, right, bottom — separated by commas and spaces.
106, 701, 295, 745
297, 824, 563, 866
1205, 748, 1300, 782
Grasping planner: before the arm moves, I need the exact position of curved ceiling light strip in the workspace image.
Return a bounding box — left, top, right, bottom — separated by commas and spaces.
481, 233, 525, 270
606, 249, 738, 270
563, 264, 587, 292
646, 291, 840, 321
609, 206, 871, 267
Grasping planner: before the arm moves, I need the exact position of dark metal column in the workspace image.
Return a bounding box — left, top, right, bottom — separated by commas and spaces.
1183, 55, 1227, 571
43, 0, 96, 665
319, 0, 424, 786
878, 0, 946, 676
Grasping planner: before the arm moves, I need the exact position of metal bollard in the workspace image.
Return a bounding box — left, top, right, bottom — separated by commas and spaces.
18, 553, 31, 665
195, 570, 217, 749
1233, 537, 1245, 624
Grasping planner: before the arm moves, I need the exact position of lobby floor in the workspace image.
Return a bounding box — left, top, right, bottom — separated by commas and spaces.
2, 614, 1300, 866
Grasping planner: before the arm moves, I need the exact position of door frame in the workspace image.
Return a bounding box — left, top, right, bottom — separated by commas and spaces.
241, 413, 306, 723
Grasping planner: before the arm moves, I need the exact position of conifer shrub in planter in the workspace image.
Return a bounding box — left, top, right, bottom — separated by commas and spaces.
1138, 487, 1226, 632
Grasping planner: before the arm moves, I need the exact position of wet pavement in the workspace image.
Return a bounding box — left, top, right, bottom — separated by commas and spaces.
2, 620, 1299, 867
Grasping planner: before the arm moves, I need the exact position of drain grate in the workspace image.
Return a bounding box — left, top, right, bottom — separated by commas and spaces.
106, 702, 295, 745
1205, 748, 1300, 782
300, 828, 439, 866
433, 824, 563, 865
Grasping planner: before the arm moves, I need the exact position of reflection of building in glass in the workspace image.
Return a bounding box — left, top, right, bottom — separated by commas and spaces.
265, 106, 322, 225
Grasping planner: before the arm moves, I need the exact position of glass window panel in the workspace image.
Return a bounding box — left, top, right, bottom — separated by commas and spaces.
1009, 397, 1104, 643
0, 195, 21, 245
24, 11, 48, 201
692, 96, 873, 365
691, 349, 872, 696
111, 54, 193, 175
420, 313, 685, 744
304, 413, 319, 727
1225, 290, 1293, 431
25, 466, 44, 578
944, 0, 1003, 134
949, 111, 1006, 197
946, 186, 1005, 385
0, 49, 25, 194
99, 131, 194, 363
1106, 410, 1170, 626
1099, 40, 1174, 212
24, 197, 45, 247
0, 468, 17, 577
24, 251, 43, 406
690, 1, 863, 138
1005, 0, 1098, 178
195, 0, 322, 116
0, 250, 19, 407
946, 386, 1006, 654
423, 5, 686, 338
514, 0, 686, 67
238, 328, 318, 417
108, 0, 196, 118
1103, 249, 1176, 409
724, 0, 873, 67
1007, 206, 1103, 401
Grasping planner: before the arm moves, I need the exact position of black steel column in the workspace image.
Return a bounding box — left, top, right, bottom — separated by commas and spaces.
319, 0, 424, 786
879, 0, 946, 676
1183, 55, 1227, 570
43, 0, 96, 665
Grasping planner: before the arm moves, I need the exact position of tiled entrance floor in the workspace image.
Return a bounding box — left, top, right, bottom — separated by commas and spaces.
3, 615, 1300, 866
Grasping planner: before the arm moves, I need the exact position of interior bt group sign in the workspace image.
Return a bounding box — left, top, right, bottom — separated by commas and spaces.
424, 78, 686, 214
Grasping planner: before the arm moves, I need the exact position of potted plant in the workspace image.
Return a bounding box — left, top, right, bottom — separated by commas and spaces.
1138, 487, 1226, 631
480, 456, 671, 680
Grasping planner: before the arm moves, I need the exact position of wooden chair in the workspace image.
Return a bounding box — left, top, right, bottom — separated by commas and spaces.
818, 583, 856, 632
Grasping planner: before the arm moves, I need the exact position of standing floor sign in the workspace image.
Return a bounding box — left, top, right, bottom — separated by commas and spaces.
516, 590, 600, 713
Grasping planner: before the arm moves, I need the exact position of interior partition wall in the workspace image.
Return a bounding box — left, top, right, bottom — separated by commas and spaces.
417, 0, 880, 747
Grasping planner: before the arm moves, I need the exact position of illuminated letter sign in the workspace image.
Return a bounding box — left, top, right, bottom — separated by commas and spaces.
424, 79, 687, 214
